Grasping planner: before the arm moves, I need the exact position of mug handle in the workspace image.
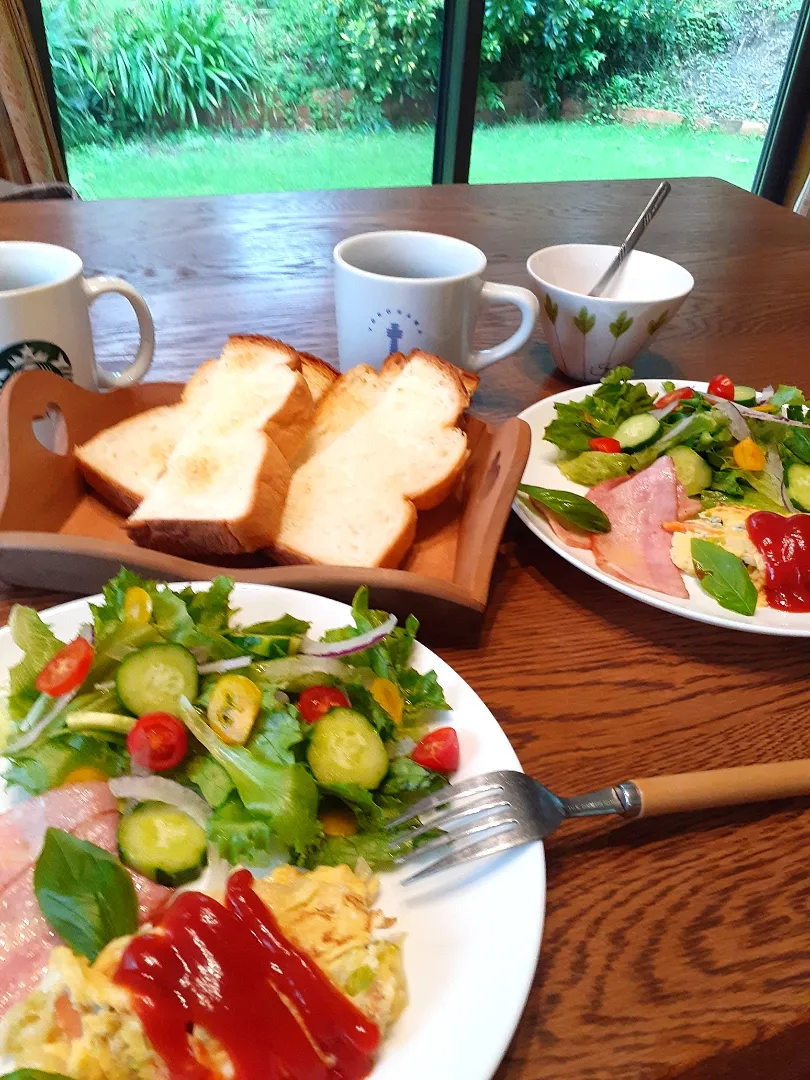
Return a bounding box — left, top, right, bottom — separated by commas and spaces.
82, 275, 155, 388
469, 281, 540, 372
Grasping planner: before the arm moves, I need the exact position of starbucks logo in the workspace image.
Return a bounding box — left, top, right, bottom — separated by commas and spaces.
0, 340, 73, 390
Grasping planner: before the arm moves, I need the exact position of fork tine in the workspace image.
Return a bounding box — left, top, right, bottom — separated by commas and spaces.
388, 794, 510, 847
402, 825, 529, 885
394, 808, 519, 865
385, 772, 507, 830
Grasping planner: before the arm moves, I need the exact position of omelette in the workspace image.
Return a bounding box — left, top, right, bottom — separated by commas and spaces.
0, 864, 406, 1080
664, 505, 767, 604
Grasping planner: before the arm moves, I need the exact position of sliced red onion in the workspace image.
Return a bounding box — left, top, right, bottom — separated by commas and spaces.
707, 393, 810, 430
197, 655, 252, 675
651, 399, 680, 421
387, 736, 417, 760
707, 396, 750, 440
781, 479, 799, 513
6, 688, 79, 754
94, 680, 115, 692
20, 692, 49, 733
176, 845, 232, 899
109, 776, 211, 828
299, 614, 397, 658
275, 690, 290, 706
765, 447, 784, 487
254, 655, 351, 681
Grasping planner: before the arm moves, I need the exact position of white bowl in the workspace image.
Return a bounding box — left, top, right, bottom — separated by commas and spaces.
526, 244, 694, 381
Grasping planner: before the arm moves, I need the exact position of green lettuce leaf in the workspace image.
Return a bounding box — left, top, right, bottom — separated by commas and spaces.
3, 732, 128, 795
321, 783, 386, 828
557, 451, 631, 486
7, 606, 63, 722
248, 701, 306, 766
769, 385, 805, 408
207, 793, 288, 866
543, 367, 656, 453
89, 569, 239, 662
178, 698, 320, 857
397, 667, 450, 725
308, 830, 397, 871
381, 756, 446, 797
182, 756, 234, 809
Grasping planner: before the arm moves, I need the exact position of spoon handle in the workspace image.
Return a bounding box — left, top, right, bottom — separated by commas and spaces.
589, 180, 671, 298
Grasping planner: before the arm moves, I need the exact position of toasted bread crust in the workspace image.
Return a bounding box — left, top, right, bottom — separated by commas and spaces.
74, 459, 141, 516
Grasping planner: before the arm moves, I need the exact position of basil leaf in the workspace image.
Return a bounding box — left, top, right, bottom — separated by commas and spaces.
2, 1071, 74, 1079
33, 827, 138, 962
691, 538, 758, 616
518, 484, 611, 534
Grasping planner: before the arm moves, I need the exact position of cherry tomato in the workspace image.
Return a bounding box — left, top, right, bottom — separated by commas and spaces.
588, 437, 622, 454
707, 374, 735, 400
298, 685, 350, 725
126, 712, 188, 772
36, 637, 93, 697
654, 387, 695, 408
411, 727, 460, 774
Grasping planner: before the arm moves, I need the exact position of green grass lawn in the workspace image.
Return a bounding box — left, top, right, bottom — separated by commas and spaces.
67, 121, 763, 199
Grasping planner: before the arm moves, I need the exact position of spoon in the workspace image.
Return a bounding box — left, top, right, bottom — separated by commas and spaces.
589, 180, 671, 298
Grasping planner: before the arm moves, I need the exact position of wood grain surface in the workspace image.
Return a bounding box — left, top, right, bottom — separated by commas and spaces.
3, 177, 810, 1079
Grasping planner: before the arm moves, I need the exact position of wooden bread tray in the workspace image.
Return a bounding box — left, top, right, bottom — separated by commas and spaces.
0, 371, 530, 645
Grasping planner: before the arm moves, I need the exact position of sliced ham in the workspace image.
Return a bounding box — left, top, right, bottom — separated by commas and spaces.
590, 456, 689, 598
546, 512, 592, 550
677, 484, 701, 521
0, 781, 170, 1014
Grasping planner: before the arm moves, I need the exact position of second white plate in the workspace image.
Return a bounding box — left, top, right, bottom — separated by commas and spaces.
515, 378, 810, 636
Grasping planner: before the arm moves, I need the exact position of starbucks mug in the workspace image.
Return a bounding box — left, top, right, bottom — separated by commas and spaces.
0, 240, 154, 392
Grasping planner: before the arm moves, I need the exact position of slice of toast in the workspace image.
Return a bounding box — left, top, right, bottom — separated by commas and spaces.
74, 405, 187, 516
298, 352, 339, 403
75, 337, 312, 514
126, 427, 291, 556
274, 351, 472, 568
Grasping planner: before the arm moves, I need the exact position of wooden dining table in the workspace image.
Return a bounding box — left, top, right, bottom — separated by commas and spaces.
2, 176, 810, 1079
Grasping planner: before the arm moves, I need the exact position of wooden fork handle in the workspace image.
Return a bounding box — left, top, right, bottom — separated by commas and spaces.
629, 760, 810, 818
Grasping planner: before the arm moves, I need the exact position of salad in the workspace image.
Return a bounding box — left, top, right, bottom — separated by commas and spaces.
520, 368, 810, 617
0, 571, 458, 884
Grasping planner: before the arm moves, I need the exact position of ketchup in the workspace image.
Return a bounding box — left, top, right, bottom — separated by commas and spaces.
746, 511, 810, 611
115, 871, 380, 1080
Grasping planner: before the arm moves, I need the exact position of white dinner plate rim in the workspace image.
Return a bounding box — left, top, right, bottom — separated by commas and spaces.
0, 582, 545, 1080
515, 377, 810, 637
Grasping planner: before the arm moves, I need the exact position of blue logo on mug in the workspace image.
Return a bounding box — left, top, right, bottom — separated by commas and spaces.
368, 309, 422, 354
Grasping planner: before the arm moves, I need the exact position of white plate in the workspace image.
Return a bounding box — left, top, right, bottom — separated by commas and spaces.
516, 378, 810, 636
0, 583, 545, 1080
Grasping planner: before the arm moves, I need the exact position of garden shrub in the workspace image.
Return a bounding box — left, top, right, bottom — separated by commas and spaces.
46, 0, 771, 144
45, 0, 263, 145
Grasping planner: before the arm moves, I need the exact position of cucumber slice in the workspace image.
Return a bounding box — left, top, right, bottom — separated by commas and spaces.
734, 385, 757, 407
667, 446, 713, 496
613, 413, 661, 451
65, 711, 135, 734
116, 643, 198, 716
118, 801, 207, 886
307, 708, 389, 790
787, 463, 810, 512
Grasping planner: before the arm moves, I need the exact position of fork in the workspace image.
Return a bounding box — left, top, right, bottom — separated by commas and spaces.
386, 760, 810, 884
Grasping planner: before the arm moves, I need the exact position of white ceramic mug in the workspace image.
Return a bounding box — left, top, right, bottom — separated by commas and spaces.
0, 241, 155, 393
526, 244, 694, 382
334, 230, 539, 372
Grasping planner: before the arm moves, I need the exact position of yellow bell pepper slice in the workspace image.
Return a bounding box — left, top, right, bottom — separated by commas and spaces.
370, 677, 403, 726
207, 674, 262, 746
123, 586, 153, 625
319, 805, 358, 837
732, 437, 766, 471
